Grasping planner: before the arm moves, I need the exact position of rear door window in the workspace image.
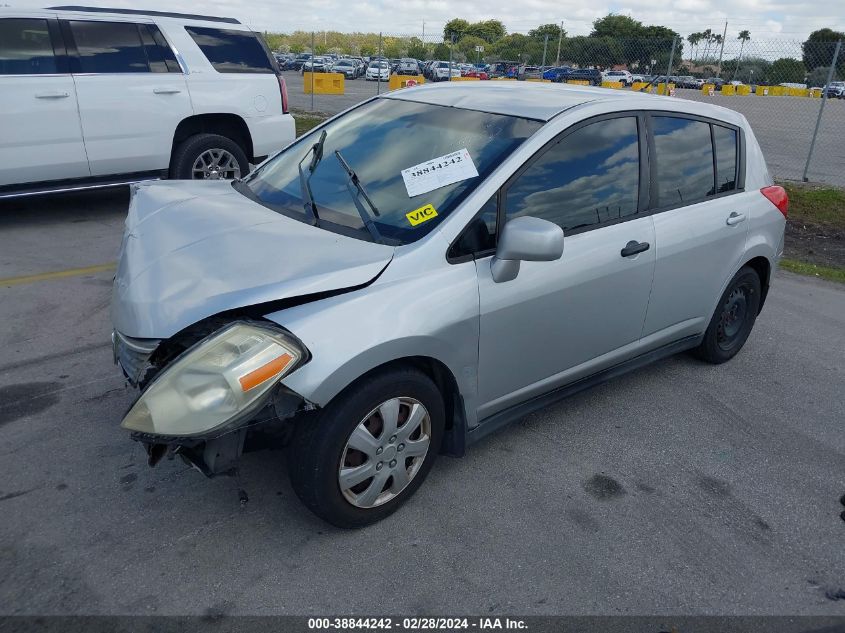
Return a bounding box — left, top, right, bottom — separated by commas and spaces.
0, 18, 58, 75
67, 20, 149, 73
184, 26, 274, 73
651, 116, 715, 207
713, 125, 738, 193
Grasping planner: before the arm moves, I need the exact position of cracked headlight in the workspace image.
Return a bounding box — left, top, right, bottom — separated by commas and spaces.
122, 322, 307, 437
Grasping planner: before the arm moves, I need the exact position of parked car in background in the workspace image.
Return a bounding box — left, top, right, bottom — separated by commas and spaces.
331, 58, 358, 79
825, 81, 845, 98
489, 60, 520, 78
301, 57, 330, 74
0, 6, 294, 196
603, 70, 632, 85
291, 53, 312, 71
366, 60, 390, 81
462, 68, 489, 80
398, 58, 420, 75
110, 82, 786, 527
674, 76, 699, 89
520, 66, 542, 80
549, 67, 602, 86
432, 61, 461, 81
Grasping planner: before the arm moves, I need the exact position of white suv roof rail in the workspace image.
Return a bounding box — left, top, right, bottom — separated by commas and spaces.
46, 6, 241, 24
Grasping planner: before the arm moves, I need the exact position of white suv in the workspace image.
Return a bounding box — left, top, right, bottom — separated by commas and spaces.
0, 6, 295, 197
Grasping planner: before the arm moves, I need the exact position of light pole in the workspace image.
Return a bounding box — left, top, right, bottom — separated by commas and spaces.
555, 20, 564, 66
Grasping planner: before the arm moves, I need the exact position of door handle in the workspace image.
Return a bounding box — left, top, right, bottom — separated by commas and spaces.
620, 240, 650, 257
35, 92, 69, 99
153, 88, 182, 94
726, 212, 747, 226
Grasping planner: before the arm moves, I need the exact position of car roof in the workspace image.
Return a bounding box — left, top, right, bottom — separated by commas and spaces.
44, 5, 242, 25
383, 81, 746, 124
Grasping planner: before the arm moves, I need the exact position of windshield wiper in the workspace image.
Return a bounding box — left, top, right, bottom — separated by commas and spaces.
297, 129, 327, 225
334, 149, 385, 244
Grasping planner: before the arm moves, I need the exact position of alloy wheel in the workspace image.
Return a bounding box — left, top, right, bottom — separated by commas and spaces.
338, 397, 431, 508
192, 148, 241, 180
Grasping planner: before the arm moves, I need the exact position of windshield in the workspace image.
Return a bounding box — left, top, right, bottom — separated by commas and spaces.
240, 99, 541, 244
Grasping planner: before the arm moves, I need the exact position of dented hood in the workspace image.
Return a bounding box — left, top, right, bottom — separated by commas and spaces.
111, 181, 394, 339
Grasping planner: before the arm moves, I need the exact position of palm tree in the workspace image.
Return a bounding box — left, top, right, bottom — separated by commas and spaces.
733, 30, 751, 81
700, 28, 714, 63
688, 33, 702, 64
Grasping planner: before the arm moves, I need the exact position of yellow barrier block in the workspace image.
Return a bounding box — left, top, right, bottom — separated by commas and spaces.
770, 86, 786, 96
656, 83, 676, 95
450, 76, 481, 82
756, 86, 771, 96
701, 84, 716, 96
601, 81, 624, 89
721, 84, 736, 96
566, 79, 590, 85
788, 87, 809, 97
388, 74, 425, 90
631, 81, 649, 92
525, 78, 551, 82
491, 77, 517, 80
810, 87, 822, 98
303, 72, 344, 94
736, 84, 751, 95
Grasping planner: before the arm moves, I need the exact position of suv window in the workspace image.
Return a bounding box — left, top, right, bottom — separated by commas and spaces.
68, 20, 149, 73
0, 18, 57, 75
652, 116, 715, 206
504, 116, 640, 232
713, 125, 738, 193
184, 26, 274, 74
138, 24, 181, 73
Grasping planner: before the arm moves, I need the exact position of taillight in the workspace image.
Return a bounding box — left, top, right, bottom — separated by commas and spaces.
760, 185, 788, 218
277, 75, 289, 114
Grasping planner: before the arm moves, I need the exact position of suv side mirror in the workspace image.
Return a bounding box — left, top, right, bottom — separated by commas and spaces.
491, 216, 564, 283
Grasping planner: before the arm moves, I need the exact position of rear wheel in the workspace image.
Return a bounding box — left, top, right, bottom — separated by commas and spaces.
170, 133, 249, 181
288, 367, 445, 528
694, 266, 761, 364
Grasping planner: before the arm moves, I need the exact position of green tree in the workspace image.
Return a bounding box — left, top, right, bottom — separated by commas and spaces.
732, 30, 751, 81
443, 19, 470, 42
407, 37, 426, 60
802, 28, 845, 71
432, 43, 451, 60
466, 20, 506, 43
806, 65, 842, 87
529, 23, 565, 40
767, 57, 806, 84
458, 35, 487, 61
590, 14, 642, 38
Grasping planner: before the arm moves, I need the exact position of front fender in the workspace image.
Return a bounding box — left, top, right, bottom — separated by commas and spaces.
263, 252, 482, 428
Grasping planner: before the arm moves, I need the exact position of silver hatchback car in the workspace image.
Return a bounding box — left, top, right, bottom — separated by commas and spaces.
112, 82, 787, 527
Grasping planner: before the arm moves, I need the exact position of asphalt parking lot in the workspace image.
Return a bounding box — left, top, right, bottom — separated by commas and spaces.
1, 189, 844, 616
284, 71, 845, 187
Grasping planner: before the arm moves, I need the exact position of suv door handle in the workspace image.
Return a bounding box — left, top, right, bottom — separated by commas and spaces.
726, 212, 747, 226
35, 92, 69, 99
153, 88, 182, 94
620, 240, 650, 257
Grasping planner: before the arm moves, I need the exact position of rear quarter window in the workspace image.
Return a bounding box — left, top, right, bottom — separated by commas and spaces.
184, 26, 274, 73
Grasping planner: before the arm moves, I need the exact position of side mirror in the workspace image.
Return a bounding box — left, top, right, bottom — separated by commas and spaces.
491, 216, 564, 283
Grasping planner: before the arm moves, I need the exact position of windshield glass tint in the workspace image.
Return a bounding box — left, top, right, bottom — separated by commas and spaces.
242, 98, 541, 244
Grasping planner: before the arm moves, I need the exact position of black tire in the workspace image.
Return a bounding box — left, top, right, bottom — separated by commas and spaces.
694, 266, 761, 364
170, 133, 249, 181
288, 367, 445, 528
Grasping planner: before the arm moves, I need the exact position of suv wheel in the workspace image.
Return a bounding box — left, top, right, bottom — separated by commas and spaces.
288, 367, 445, 528
171, 133, 249, 181
694, 266, 761, 364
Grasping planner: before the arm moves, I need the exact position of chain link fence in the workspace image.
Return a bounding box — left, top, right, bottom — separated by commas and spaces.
274, 33, 844, 186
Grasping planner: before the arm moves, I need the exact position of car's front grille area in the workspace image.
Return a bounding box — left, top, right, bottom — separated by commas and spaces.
112, 331, 160, 387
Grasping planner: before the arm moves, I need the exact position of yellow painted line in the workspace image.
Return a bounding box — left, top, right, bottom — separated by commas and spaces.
0, 262, 116, 287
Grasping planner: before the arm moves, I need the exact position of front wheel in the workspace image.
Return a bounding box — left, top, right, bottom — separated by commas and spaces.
288, 368, 445, 528
694, 266, 761, 364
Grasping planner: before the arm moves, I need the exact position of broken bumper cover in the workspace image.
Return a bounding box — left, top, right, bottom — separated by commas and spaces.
129, 385, 314, 476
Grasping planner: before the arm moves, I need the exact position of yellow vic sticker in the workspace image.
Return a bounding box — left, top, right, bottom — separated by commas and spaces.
406, 204, 438, 226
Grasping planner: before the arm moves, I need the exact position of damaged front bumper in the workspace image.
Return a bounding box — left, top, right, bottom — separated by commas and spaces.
112, 324, 315, 476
